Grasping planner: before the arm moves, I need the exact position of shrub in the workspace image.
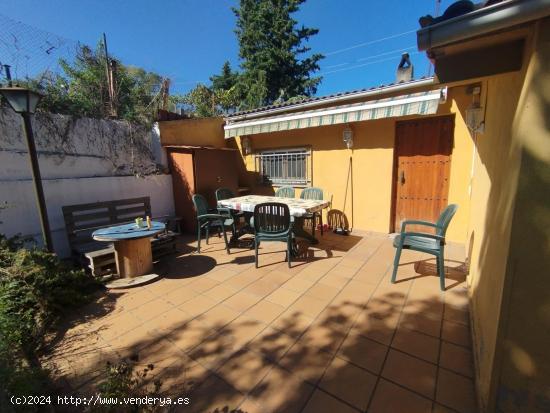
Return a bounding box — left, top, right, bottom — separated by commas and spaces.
0, 235, 102, 407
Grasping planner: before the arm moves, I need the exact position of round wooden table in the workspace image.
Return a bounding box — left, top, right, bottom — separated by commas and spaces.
93, 221, 165, 280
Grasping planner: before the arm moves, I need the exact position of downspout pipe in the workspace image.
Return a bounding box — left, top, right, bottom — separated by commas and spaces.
417, 0, 550, 51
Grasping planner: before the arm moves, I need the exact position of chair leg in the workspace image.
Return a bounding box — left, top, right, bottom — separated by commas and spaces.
254, 238, 259, 268
197, 223, 202, 253
221, 225, 230, 254
391, 246, 402, 284
205, 225, 210, 245
320, 213, 324, 236
287, 237, 292, 268
311, 216, 316, 239
437, 249, 446, 291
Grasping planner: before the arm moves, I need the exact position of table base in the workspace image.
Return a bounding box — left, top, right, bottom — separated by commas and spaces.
106, 273, 161, 289
114, 237, 154, 278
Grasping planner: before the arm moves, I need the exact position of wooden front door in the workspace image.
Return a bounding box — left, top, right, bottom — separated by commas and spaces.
392, 116, 454, 232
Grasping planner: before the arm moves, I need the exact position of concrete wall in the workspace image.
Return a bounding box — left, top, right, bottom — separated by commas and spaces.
0, 109, 174, 257
228, 86, 474, 243
158, 117, 226, 148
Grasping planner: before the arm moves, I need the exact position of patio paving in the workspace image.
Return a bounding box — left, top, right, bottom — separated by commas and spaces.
45, 230, 476, 413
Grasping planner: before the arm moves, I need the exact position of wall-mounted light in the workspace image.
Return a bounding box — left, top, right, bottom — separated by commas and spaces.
342, 125, 354, 149
465, 85, 485, 133
241, 136, 252, 155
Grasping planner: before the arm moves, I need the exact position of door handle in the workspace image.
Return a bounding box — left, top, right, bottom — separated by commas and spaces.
400, 170, 405, 185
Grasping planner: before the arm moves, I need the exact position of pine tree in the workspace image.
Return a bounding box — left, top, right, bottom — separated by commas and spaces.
233, 0, 323, 109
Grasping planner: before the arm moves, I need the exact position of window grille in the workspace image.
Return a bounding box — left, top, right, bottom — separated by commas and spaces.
254, 148, 311, 186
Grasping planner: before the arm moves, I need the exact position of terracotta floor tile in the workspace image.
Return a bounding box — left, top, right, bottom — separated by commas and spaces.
271, 308, 315, 338
368, 378, 433, 413
305, 282, 339, 301
278, 340, 334, 385
337, 332, 388, 374
299, 323, 347, 355
302, 389, 359, 413
201, 304, 240, 330
288, 294, 329, 318
202, 284, 238, 302
167, 318, 214, 353
163, 285, 199, 306
223, 291, 261, 312
249, 365, 315, 413
399, 312, 442, 338
244, 299, 286, 324
381, 349, 437, 399
442, 319, 471, 347
187, 374, 245, 413
319, 273, 349, 289
282, 277, 315, 293
246, 326, 297, 362
144, 307, 191, 336
186, 329, 237, 370
443, 305, 469, 326
222, 314, 268, 350
208, 267, 240, 282
314, 305, 358, 335
187, 277, 220, 293
439, 341, 474, 378
352, 310, 400, 346
179, 294, 217, 317
436, 368, 477, 413
216, 349, 274, 394
391, 327, 440, 364
97, 312, 142, 342
130, 298, 174, 323
265, 287, 302, 307
155, 355, 210, 395
318, 356, 377, 410
244, 278, 281, 297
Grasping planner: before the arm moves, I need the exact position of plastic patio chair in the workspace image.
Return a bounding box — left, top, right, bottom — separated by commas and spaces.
192, 194, 233, 254
253, 202, 293, 268
275, 186, 295, 198
300, 187, 324, 237
215, 187, 244, 235
391, 204, 458, 291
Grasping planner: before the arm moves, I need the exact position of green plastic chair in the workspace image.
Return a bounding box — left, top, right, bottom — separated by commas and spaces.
300, 187, 324, 237
391, 204, 458, 291
192, 194, 233, 254
253, 202, 293, 268
215, 187, 243, 235
275, 186, 295, 198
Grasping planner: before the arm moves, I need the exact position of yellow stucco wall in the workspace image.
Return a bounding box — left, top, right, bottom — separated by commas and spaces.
159, 117, 226, 148
490, 18, 550, 413
230, 87, 474, 243
459, 19, 550, 412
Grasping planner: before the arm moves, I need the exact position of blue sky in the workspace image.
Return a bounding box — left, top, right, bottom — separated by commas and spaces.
0, 0, 456, 97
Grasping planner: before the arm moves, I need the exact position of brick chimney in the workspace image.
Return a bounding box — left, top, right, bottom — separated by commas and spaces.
396, 53, 414, 82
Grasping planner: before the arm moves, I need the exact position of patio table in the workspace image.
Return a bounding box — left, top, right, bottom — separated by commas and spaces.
218, 194, 330, 245
93, 221, 165, 285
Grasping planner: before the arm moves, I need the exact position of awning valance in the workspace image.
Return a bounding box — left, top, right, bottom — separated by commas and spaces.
224, 88, 446, 138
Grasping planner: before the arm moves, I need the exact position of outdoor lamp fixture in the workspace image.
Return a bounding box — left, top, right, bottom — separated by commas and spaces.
0, 86, 53, 252
342, 125, 354, 149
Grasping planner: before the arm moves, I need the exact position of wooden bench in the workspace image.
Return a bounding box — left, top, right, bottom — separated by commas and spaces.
62, 197, 180, 278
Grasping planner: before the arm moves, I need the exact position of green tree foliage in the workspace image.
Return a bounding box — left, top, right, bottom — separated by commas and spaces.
28, 42, 164, 125
175, 61, 241, 117
233, 0, 323, 109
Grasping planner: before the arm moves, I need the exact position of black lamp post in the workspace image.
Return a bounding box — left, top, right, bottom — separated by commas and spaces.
0, 86, 53, 252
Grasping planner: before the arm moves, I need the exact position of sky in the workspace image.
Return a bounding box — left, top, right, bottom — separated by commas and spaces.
0, 0, 456, 98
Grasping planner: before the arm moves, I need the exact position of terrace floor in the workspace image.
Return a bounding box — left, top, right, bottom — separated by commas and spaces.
45, 231, 476, 413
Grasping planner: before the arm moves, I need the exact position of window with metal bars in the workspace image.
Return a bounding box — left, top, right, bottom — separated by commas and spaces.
254, 148, 311, 186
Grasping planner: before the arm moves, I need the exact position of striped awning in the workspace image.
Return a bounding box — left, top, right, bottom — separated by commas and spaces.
224, 88, 446, 138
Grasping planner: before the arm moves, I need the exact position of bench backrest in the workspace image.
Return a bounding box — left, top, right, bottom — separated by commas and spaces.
62, 197, 152, 250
